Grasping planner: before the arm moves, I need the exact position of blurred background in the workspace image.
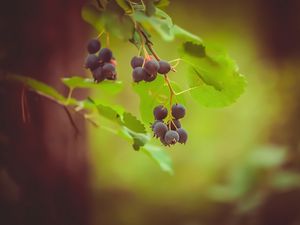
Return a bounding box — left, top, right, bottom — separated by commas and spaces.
1, 0, 300, 225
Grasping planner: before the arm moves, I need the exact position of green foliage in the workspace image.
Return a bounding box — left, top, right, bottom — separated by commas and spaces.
133, 76, 185, 124
62, 76, 123, 94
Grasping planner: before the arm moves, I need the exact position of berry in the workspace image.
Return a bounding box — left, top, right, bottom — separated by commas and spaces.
153, 122, 168, 138
151, 120, 162, 131
144, 59, 159, 75
153, 105, 168, 120
102, 63, 116, 80
87, 39, 101, 54
164, 130, 179, 145
160, 136, 168, 146
99, 48, 113, 63
177, 128, 188, 144
168, 119, 181, 130
158, 60, 171, 74
131, 56, 144, 68
85, 54, 99, 70
144, 72, 157, 82
92, 66, 105, 83
132, 67, 147, 83
172, 104, 186, 119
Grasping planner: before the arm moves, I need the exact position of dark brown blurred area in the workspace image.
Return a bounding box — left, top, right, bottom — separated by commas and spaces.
0, 0, 91, 225
1, 0, 300, 225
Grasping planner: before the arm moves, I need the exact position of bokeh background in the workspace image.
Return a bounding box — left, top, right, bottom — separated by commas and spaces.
1, 0, 300, 225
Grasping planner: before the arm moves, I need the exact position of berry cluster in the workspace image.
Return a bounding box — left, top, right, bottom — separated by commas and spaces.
151, 104, 188, 146
84, 39, 117, 82
131, 56, 171, 83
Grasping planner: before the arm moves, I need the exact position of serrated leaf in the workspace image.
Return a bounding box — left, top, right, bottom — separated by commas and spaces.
122, 112, 146, 134
180, 42, 247, 107
62, 76, 123, 94
133, 76, 185, 124
8, 75, 69, 103
97, 104, 122, 124
141, 144, 173, 175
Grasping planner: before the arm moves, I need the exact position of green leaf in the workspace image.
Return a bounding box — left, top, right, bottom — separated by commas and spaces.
154, 0, 170, 8
133, 9, 174, 41
97, 104, 122, 124
172, 25, 203, 43
62, 76, 123, 94
133, 76, 185, 124
8, 75, 68, 103
141, 144, 173, 175
122, 112, 147, 134
121, 127, 149, 150
115, 0, 131, 13
180, 42, 247, 107
81, 5, 104, 31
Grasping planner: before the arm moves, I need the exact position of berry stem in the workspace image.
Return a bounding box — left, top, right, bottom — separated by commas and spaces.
106, 32, 110, 48
97, 30, 105, 39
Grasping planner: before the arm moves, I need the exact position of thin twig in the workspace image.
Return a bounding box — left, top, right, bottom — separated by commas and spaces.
63, 106, 80, 137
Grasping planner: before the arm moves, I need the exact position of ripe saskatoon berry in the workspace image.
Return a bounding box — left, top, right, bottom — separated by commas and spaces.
99, 48, 113, 63
164, 130, 179, 145
131, 56, 144, 69
168, 119, 181, 130
92, 66, 105, 83
102, 63, 116, 80
158, 60, 171, 74
87, 39, 101, 54
144, 72, 157, 82
85, 54, 100, 70
144, 59, 159, 75
160, 136, 168, 146
153, 105, 168, 120
132, 67, 147, 83
151, 120, 162, 131
172, 103, 186, 119
177, 128, 188, 144
153, 122, 168, 138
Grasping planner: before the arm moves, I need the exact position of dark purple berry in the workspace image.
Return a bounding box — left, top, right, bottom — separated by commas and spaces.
144, 59, 159, 75
144, 71, 157, 82
172, 103, 186, 119
160, 136, 168, 146
85, 54, 100, 70
99, 48, 113, 63
131, 56, 144, 69
153, 105, 168, 120
151, 120, 162, 131
158, 60, 171, 74
177, 128, 188, 144
168, 119, 181, 130
132, 67, 147, 83
92, 66, 105, 83
153, 122, 168, 138
102, 63, 116, 80
87, 39, 101, 54
164, 130, 179, 145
